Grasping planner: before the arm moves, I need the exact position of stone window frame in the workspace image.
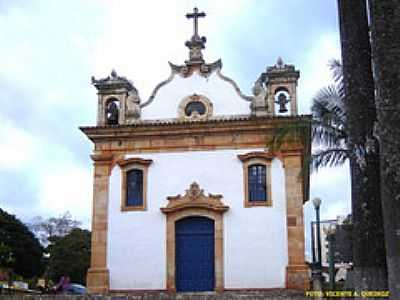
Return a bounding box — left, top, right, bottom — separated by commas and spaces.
117, 158, 152, 212
238, 152, 273, 208
178, 94, 213, 120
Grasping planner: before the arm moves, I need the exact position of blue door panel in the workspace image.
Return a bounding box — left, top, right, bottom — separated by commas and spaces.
175, 217, 215, 292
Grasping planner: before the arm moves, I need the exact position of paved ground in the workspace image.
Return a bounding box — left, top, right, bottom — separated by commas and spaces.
0, 289, 310, 300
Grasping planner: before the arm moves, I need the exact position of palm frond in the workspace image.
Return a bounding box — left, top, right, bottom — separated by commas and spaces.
312, 119, 347, 148
329, 59, 345, 99
311, 84, 347, 149
311, 148, 349, 171
329, 59, 343, 83
312, 85, 346, 125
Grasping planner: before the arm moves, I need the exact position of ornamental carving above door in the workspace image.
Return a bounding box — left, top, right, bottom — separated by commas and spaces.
161, 182, 229, 214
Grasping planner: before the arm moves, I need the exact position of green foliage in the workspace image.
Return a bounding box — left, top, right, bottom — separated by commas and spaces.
0, 242, 14, 266
48, 228, 91, 285
335, 215, 353, 263
269, 120, 311, 151
0, 208, 44, 278
310, 61, 349, 171
268, 119, 312, 177
311, 149, 348, 170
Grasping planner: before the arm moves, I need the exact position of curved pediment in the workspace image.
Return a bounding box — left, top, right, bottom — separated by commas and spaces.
161, 182, 229, 214
138, 58, 253, 120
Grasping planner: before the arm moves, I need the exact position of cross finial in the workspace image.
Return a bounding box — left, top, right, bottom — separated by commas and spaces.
186, 7, 206, 38
185, 7, 207, 64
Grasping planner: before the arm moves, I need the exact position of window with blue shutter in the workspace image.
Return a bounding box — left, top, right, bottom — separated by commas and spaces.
126, 169, 143, 206
248, 164, 267, 201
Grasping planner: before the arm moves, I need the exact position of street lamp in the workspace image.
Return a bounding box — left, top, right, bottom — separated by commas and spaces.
312, 197, 323, 290
312, 197, 322, 272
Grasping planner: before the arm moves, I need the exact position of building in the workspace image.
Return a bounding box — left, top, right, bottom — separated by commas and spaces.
81, 8, 311, 294
311, 216, 353, 282
311, 219, 337, 268
311, 216, 353, 267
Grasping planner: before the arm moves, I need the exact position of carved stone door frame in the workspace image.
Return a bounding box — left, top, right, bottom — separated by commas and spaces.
161, 182, 229, 293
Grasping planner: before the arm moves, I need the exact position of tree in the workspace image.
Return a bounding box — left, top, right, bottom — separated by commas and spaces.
0, 242, 14, 267
337, 0, 387, 290
29, 211, 81, 246
47, 228, 91, 285
0, 208, 44, 278
310, 61, 348, 171
312, 56, 387, 289
334, 215, 353, 264
369, 1, 400, 297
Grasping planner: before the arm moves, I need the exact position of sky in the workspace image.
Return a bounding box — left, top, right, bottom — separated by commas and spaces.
0, 0, 350, 257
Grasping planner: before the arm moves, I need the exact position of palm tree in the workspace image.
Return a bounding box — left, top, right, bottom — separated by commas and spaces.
269, 54, 387, 290
310, 60, 348, 171
310, 56, 387, 289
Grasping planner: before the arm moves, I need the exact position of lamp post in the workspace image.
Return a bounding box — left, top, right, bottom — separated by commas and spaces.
311, 221, 316, 265
312, 197, 323, 290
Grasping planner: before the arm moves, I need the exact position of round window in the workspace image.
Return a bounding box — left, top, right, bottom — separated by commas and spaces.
184, 101, 206, 117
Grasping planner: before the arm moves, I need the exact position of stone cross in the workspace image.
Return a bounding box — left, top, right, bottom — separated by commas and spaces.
186, 7, 206, 37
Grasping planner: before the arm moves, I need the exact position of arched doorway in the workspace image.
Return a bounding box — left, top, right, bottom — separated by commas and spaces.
161, 182, 229, 293
175, 217, 215, 292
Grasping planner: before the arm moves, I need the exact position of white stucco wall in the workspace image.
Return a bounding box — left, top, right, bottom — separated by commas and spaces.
107, 148, 288, 290
140, 71, 251, 120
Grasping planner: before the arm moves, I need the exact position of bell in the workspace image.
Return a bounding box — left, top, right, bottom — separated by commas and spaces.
107, 101, 119, 125
276, 93, 289, 113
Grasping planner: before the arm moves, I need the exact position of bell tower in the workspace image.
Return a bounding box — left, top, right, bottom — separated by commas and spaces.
91, 70, 141, 126
265, 57, 300, 116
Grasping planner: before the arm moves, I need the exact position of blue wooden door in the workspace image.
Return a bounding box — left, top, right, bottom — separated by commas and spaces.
175, 217, 215, 292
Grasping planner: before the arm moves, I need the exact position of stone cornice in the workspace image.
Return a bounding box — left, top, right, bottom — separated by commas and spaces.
161, 182, 229, 214
80, 115, 312, 141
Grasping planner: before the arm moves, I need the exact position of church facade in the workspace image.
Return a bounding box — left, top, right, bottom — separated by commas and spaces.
81, 8, 311, 294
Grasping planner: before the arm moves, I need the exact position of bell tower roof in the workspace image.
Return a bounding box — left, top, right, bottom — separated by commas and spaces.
265, 57, 300, 81
91, 69, 136, 92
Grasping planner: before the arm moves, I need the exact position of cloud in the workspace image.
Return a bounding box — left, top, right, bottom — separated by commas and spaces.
37, 165, 92, 226
0, 169, 38, 211
298, 32, 341, 113
309, 163, 351, 220
0, 0, 350, 237
303, 163, 351, 260
0, 119, 37, 169
0, 116, 92, 226
88, 0, 250, 101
